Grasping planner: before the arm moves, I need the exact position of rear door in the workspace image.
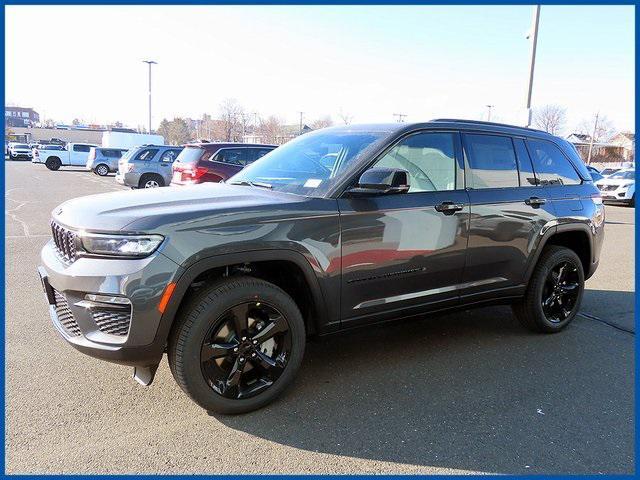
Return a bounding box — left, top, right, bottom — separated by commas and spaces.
70, 144, 92, 166
460, 133, 556, 300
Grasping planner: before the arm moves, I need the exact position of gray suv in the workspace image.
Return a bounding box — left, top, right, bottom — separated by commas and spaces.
86, 147, 129, 176
115, 145, 183, 188
38, 120, 604, 414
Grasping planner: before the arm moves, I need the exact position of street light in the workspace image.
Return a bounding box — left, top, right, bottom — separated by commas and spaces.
142, 60, 157, 133
525, 6, 541, 127
486, 105, 494, 121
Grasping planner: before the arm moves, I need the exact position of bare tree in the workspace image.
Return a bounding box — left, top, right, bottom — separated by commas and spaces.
218, 98, 244, 142
257, 116, 287, 145
576, 113, 615, 143
338, 109, 354, 125
311, 116, 334, 129
532, 104, 567, 135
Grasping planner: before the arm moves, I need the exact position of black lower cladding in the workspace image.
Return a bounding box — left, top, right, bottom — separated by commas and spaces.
541, 261, 581, 323
199, 301, 292, 400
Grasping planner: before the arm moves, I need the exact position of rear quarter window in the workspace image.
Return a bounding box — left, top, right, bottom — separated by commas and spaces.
526, 139, 581, 186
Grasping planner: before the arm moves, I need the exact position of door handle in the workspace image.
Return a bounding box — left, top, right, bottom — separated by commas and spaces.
435, 201, 464, 215
525, 196, 547, 207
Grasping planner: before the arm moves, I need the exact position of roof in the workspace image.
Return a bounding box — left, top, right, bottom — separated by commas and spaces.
612, 132, 635, 142
567, 133, 592, 143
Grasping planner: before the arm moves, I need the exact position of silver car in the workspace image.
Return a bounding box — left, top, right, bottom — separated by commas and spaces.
115, 145, 183, 188
86, 147, 129, 176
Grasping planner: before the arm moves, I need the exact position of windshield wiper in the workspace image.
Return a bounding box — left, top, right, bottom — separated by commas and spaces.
228, 180, 273, 189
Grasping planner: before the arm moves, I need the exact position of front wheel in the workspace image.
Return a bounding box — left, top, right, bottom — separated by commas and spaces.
45, 157, 61, 171
168, 276, 306, 414
513, 246, 585, 333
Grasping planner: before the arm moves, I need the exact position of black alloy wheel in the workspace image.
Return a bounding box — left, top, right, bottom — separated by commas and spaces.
541, 261, 580, 323
200, 301, 291, 400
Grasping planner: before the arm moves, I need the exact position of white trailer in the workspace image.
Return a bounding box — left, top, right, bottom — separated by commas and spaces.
101, 131, 164, 149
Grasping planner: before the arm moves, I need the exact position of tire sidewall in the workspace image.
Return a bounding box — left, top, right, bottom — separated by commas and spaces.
530, 249, 585, 332
173, 278, 306, 414
46, 158, 61, 170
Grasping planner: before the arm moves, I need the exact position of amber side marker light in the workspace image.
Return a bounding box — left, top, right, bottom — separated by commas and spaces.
158, 282, 177, 313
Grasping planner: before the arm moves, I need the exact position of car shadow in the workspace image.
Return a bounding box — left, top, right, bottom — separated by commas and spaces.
216, 291, 634, 474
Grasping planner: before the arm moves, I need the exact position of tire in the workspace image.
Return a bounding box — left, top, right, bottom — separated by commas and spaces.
513, 245, 585, 333
95, 164, 109, 176
138, 174, 164, 188
168, 276, 306, 414
45, 157, 61, 171
629, 194, 635, 208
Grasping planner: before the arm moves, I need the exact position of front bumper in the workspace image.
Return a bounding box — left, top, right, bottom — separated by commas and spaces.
39, 240, 182, 367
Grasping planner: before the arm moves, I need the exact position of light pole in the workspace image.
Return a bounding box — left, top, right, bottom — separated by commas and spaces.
393, 113, 407, 123
298, 112, 304, 135
142, 60, 157, 133
525, 5, 541, 127
486, 105, 494, 121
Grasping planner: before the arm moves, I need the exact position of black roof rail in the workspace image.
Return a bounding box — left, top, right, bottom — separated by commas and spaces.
430, 118, 547, 134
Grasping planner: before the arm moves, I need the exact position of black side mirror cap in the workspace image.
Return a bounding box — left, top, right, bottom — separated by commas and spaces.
345, 167, 410, 196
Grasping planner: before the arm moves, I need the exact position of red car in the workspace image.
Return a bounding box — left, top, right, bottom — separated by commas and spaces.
170, 143, 276, 186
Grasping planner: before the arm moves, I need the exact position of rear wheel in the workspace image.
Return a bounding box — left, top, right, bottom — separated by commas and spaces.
168, 276, 306, 414
139, 174, 164, 188
513, 246, 584, 333
45, 157, 61, 171
95, 164, 109, 176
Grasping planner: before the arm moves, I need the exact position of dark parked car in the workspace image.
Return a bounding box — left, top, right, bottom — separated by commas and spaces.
170, 143, 276, 186
38, 120, 604, 414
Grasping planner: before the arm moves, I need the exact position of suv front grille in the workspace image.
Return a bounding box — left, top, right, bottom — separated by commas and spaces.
53, 290, 81, 337
598, 184, 618, 192
51, 221, 78, 263
92, 309, 132, 336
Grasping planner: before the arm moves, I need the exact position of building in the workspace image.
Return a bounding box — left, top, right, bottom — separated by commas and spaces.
5, 106, 40, 127
566, 132, 627, 164
608, 132, 635, 161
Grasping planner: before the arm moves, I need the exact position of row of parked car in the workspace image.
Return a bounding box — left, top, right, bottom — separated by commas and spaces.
19, 140, 277, 189
588, 164, 636, 206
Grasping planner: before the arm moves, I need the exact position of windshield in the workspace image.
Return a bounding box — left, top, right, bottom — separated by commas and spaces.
14, 144, 29, 149
175, 146, 204, 164
228, 129, 387, 197
609, 170, 635, 180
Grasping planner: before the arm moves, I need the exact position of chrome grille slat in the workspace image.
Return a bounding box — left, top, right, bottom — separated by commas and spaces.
53, 290, 81, 337
50, 221, 78, 263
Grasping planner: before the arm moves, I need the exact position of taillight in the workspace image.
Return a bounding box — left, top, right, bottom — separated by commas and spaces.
180, 166, 207, 181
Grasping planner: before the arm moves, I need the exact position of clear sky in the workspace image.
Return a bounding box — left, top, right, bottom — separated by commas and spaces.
6, 5, 635, 133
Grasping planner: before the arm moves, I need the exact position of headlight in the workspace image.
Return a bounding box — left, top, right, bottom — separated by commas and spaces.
80, 233, 164, 257
620, 183, 634, 189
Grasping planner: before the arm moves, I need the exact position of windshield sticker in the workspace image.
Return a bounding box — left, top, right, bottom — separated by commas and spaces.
304, 179, 322, 188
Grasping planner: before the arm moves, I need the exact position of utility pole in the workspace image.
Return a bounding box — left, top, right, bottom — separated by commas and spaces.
142, 60, 157, 133
525, 5, 541, 127
393, 113, 407, 123
587, 112, 599, 165
486, 105, 494, 121
298, 112, 304, 135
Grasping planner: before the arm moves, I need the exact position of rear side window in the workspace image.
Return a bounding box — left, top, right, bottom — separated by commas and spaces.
248, 148, 274, 164
73, 144, 92, 153
526, 139, 581, 186
211, 148, 247, 166
464, 134, 519, 189
134, 148, 158, 161
513, 138, 539, 186
101, 149, 124, 158
160, 149, 181, 163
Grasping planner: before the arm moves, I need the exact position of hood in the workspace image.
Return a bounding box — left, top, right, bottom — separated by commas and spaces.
596, 177, 635, 187
52, 183, 304, 232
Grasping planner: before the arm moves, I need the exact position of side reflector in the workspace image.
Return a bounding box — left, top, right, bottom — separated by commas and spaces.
158, 282, 177, 314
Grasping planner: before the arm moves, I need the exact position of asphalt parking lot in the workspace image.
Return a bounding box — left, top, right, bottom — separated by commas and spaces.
5, 160, 635, 474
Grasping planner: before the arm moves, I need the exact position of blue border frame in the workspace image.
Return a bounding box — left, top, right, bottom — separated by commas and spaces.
1, 1, 637, 477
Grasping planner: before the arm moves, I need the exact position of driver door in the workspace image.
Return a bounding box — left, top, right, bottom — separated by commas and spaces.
337, 131, 470, 327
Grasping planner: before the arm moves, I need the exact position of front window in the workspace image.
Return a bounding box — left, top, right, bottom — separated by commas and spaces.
14, 144, 29, 149
228, 129, 387, 196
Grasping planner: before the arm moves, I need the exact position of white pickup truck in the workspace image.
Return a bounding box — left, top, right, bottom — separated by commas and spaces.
33, 143, 99, 171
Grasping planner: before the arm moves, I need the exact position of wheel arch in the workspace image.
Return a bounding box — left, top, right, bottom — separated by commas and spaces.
525, 223, 594, 283
157, 250, 329, 348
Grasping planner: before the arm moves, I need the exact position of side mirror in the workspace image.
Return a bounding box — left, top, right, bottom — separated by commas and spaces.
345, 167, 410, 196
